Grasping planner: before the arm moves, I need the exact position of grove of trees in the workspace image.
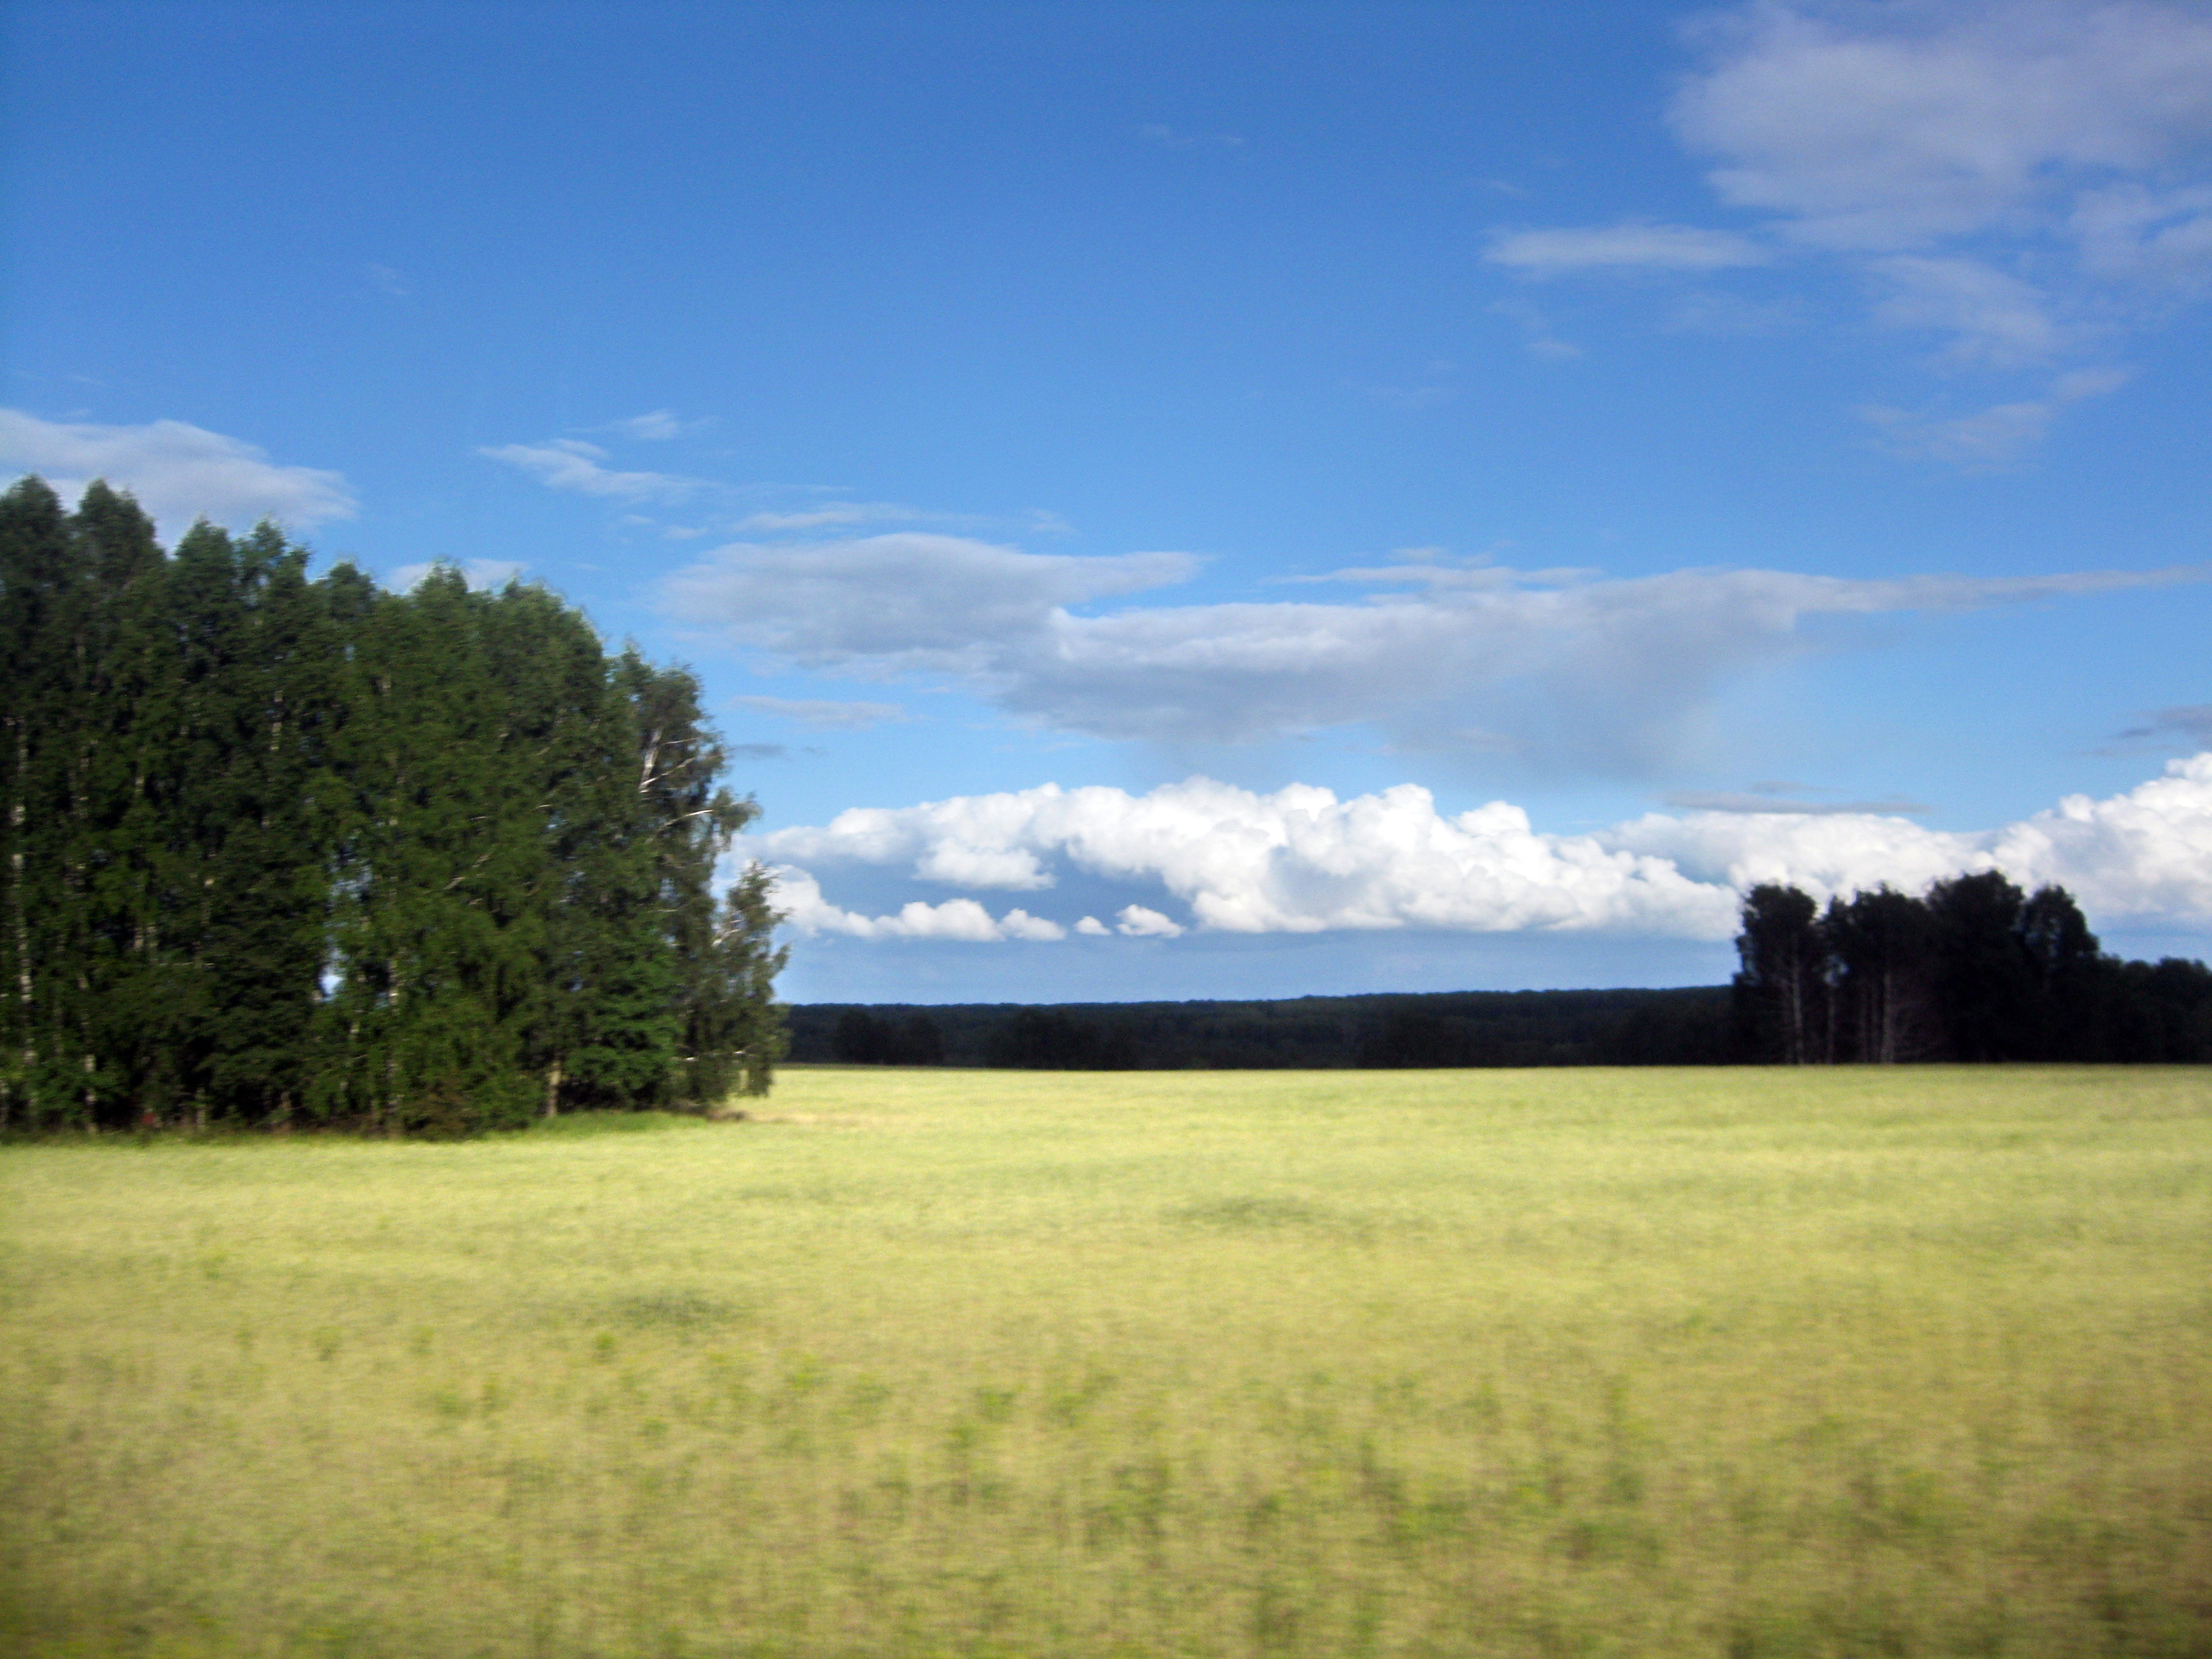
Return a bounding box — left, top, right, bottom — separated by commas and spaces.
1732, 874, 2212, 1064
1, 476, 786, 1134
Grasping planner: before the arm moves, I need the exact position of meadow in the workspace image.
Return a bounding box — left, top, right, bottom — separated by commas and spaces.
3, 1065, 2208, 1658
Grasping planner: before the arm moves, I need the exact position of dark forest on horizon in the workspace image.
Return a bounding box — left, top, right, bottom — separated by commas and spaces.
797, 876, 2212, 1071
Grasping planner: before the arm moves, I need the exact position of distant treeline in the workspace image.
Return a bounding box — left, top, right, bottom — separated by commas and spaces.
1731, 874, 2211, 1064
790, 985, 1736, 1071
794, 876, 2209, 1071
1, 476, 786, 1135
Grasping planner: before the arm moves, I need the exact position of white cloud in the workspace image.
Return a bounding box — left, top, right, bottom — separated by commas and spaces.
730, 695, 909, 730
769, 867, 1067, 942
1860, 365, 2131, 468
666, 532, 2203, 766
1486, 221, 1771, 274
605, 410, 710, 441
2070, 181, 2212, 287
1869, 255, 2068, 367
1074, 916, 1111, 936
0, 409, 356, 537
1496, 3, 2212, 449
1612, 752, 2212, 926
735, 502, 941, 532
662, 533, 1200, 677
478, 438, 703, 502
1115, 905, 1186, 938
388, 558, 526, 593
1673, 1, 2212, 253
757, 754, 2212, 944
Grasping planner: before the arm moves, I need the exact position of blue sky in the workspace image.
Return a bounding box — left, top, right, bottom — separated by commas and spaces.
6, 0, 2211, 1002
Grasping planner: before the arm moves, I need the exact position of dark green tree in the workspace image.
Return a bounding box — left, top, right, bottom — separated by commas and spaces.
1732, 883, 1828, 1063
1823, 886, 1936, 1063
1926, 872, 2037, 1061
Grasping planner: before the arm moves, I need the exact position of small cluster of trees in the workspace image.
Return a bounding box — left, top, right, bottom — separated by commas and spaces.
1, 476, 786, 1134
1732, 874, 2212, 1064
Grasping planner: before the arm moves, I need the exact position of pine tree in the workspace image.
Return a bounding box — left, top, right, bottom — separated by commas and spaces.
1731, 884, 1828, 1063
1, 479, 787, 1132
1823, 886, 1935, 1063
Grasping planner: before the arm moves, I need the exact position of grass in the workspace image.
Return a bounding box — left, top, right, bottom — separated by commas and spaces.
2, 1064, 2209, 1658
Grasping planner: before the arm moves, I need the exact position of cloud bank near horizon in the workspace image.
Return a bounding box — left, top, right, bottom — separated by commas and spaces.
751, 752, 2212, 946
668, 531, 2203, 769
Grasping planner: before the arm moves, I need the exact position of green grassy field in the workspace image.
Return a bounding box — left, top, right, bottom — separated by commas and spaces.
3, 1065, 2209, 1658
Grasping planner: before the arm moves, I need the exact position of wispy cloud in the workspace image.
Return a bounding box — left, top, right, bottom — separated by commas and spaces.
2108, 703, 2212, 750
1487, 299, 1584, 359
478, 438, 705, 501
665, 532, 2206, 771
0, 409, 356, 537
734, 501, 947, 533
602, 410, 710, 441
1860, 367, 2131, 469
1491, 2, 2212, 457
1673, 2, 2212, 255
1136, 123, 1244, 150
1661, 786, 1929, 817
731, 695, 910, 731
1487, 220, 1771, 274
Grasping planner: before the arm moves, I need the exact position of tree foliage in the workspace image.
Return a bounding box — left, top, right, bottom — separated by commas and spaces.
0, 477, 785, 1133
1732, 876, 2211, 1065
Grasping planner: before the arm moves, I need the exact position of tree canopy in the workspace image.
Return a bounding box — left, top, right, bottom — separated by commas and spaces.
0, 476, 785, 1134
1732, 876, 2210, 1065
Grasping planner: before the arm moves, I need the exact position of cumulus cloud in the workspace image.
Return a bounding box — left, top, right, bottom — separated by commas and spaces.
478, 438, 703, 502
1, 409, 356, 537
1115, 905, 1186, 938
770, 868, 1067, 942
665, 532, 2204, 766
1486, 221, 1771, 274
761, 776, 1748, 939
1612, 752, 2212, 926
756, 754, 2212, 944
730, 695, 909, 730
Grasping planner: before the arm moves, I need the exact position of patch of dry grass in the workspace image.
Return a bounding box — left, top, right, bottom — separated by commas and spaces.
3, 1065, 2209, 1656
